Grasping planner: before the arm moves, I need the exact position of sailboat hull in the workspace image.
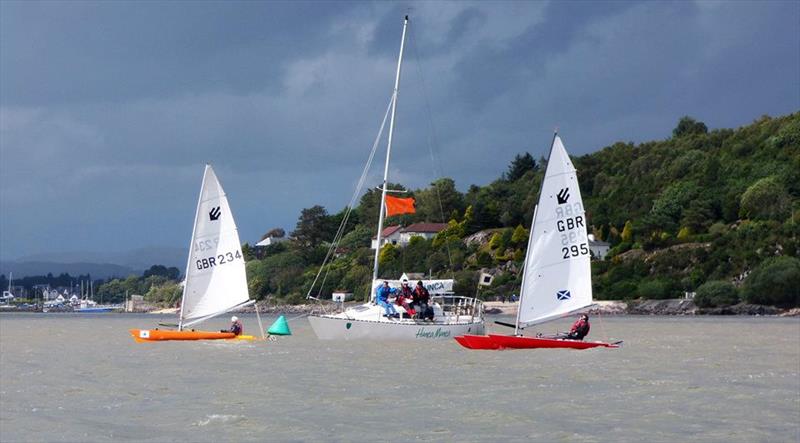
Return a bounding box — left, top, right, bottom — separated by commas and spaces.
129, 329, 257, 343
453, 334, 501, 350
454, 334, 620, 350
309, 315, 484, 340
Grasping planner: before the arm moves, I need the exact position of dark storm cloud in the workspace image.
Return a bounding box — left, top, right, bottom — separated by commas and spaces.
0, 0, 797, 260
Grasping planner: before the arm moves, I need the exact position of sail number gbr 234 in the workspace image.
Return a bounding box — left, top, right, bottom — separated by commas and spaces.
196, 250, 242, 270
556, 201, 589, 259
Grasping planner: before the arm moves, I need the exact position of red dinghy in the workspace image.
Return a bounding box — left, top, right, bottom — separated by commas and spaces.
454, 334, 620, 350
454, 334, 502, 350
453, 134, 623, 351
487, 334, 619, 350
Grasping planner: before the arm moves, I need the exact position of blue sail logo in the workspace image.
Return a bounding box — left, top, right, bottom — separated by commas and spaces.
556, 290, 571, 301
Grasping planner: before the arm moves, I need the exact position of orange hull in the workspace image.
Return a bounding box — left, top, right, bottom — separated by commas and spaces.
130, 329, 239, 342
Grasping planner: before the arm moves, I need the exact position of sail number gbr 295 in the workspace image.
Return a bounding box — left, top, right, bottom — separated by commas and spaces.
196, 250, 243, 270
556, 202, 589, 259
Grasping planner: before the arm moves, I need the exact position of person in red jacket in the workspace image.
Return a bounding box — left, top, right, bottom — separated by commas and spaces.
395, 279, 416, 318
413, 281, 433, 321
564, 314, 590, 340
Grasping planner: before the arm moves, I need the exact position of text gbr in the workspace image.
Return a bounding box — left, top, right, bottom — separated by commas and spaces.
555, 201, 589, 259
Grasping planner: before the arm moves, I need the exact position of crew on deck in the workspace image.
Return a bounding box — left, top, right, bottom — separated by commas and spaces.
413, 280, 434, 321
376, 281, 399, 318
565, 314, 590, 340
396, 279, 416, 318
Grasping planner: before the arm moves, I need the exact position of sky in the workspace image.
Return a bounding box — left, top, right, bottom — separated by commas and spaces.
1, 0, 798, 261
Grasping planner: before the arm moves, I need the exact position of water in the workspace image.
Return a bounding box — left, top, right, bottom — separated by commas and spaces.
1, 314, 798, 442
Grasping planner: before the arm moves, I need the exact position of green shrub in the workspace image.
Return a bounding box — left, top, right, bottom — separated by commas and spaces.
694, 280, 740, 308
743, 256, 800, 307
603, 280, 638, 300
637, 279, 671, 299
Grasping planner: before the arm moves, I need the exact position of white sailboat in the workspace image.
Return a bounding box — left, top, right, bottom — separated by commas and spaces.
456, 134, 620, 350
0, 272, 17, 310
130, 165, 260, 342
308, 16, 485, 340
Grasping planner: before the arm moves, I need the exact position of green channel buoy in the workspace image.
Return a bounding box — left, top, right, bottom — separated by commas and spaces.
267, 315, 291, 336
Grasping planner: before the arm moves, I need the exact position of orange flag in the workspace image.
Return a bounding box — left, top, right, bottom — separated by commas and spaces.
385, 195, 416, 217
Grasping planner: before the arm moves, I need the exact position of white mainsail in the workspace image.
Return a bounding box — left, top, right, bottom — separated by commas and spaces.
179, 165, 251, 329
517, 135, 592, 327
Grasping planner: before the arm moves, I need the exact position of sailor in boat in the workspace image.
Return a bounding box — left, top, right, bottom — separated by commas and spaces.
222, 316, 244, 336
413, 280, 433, 321
396, 279, 416, 318
376, 281, 400, 318
559, 314, 590, 341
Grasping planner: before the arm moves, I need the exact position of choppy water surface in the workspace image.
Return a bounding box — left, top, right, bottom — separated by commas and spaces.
1, 314, 798, 442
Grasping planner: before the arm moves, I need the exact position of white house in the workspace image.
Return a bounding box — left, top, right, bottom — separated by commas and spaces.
371, 225, 403, 249
399, 223, 448, 244
371, 223, 449, 249
256, 236, 287, 247
588, 234, 611, 260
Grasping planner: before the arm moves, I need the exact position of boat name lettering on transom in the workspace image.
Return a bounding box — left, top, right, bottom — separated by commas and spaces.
416, 327, 451, 339
196, 250, 243, 270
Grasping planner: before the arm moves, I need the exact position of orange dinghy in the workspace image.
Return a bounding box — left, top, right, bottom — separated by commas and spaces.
130, 329, 235, 342
129, 329, 258, 342
129, 165, 263, 343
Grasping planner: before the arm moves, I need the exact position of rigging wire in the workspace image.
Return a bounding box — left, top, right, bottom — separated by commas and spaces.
407, 24, 456, 280
306, 93, 395, 300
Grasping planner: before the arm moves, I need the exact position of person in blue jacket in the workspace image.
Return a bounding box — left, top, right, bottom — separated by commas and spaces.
375, 281, 399, 318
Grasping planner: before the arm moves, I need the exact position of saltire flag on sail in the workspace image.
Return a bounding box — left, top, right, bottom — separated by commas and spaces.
385, 195, 416, 217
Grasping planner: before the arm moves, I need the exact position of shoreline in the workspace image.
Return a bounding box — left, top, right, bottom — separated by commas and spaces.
482, 299, 800, 317
4, 300, 798, 317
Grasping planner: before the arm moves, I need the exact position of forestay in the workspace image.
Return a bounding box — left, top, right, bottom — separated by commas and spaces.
517, 135, 592, 327
180, 165, 250, 328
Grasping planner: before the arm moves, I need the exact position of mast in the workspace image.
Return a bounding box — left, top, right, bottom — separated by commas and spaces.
515, 130, 559, 334
371, 15, 409, 290
178, 164, 209, 331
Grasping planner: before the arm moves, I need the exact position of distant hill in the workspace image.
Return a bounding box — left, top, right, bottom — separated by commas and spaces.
0, 261, 137, 280
1, 246, 185, 278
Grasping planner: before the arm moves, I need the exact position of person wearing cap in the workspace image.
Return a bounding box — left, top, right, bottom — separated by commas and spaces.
564, 314, 590, 340
413, 280, 433, 321
396, 279, 416, 318
375, 281, 399, 318
225, 316, 243, 336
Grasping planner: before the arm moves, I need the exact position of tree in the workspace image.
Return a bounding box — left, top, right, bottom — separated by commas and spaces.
621, 220, 634, 243
673, 116, 708, 138
415, 178, 464, 222
505, 153, 537, 181
742, 256, 800, 307
694, 281, 739, 308
292, 205, 332, 250
142, 265, 180, 280
511, 224, 529, 246
261, 228, 286, 240
739, 176, 791, 221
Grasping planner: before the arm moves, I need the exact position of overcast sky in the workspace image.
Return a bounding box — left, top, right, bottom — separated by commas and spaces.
1, 0, 798, 261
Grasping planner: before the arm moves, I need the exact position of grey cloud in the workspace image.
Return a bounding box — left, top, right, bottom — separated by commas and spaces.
1, 0, 797, 260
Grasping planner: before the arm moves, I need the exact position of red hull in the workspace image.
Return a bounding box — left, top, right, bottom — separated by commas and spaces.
454, 334, 502, 350
454, 334, 620, 350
